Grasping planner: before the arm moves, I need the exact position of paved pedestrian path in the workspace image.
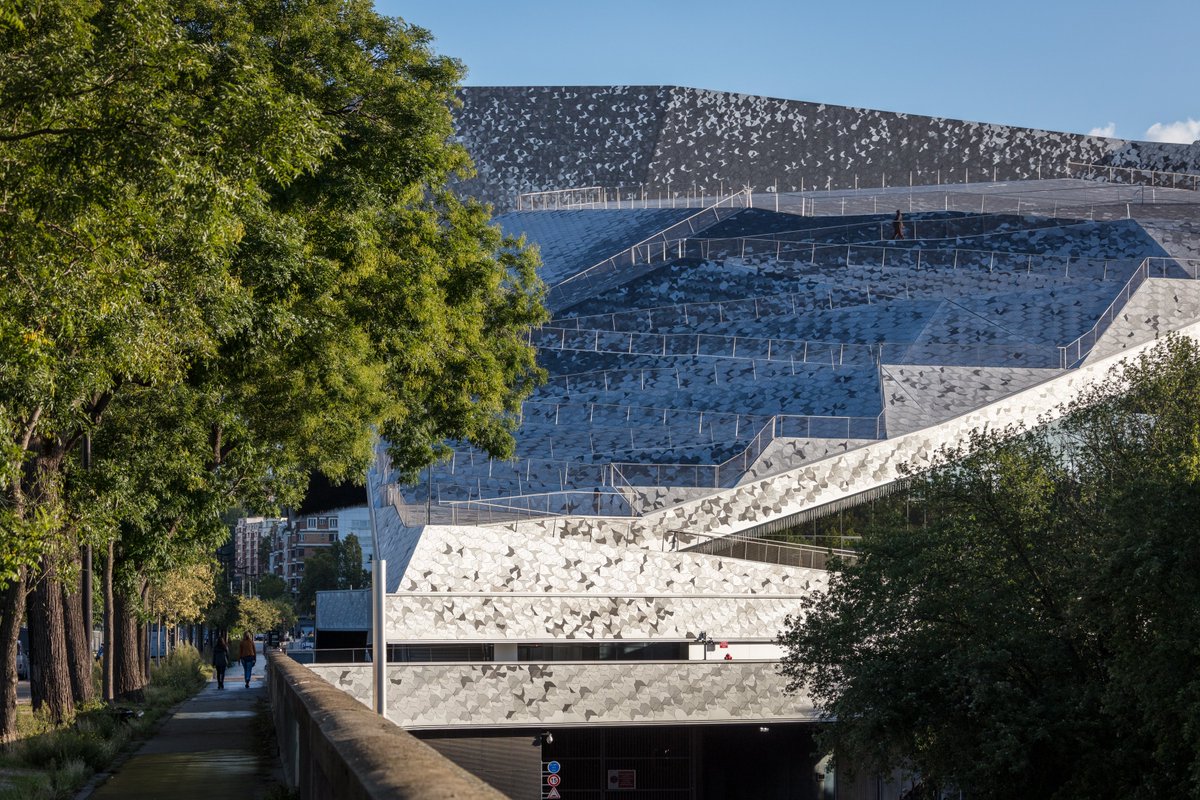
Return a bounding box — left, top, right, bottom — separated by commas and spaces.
85, 645, 282, 800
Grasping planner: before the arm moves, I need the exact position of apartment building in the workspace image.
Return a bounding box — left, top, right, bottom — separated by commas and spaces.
270, 505, 373, 593
232, 516, 286, 590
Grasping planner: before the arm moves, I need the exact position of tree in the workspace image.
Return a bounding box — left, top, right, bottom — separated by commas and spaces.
271, 598, 298, 634
205, 579, 237, 637
779, 336, 1200, 799
147, 561, 216, 629
0, 0, 544, 735
296, 551, 338, 615
332, 534, 370, 590
294, 533, 371, 613
233, 595, 282, 638
257, 574, 288, 602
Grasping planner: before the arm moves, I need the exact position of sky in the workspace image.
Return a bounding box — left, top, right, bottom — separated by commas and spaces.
374, 0, 1198, 144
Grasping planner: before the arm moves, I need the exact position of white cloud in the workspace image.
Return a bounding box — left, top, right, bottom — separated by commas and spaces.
1144, 118, 1200, 144
1088, 122, 1117, 138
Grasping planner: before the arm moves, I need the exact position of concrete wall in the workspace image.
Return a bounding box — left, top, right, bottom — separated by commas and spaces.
267, 653, 505, 800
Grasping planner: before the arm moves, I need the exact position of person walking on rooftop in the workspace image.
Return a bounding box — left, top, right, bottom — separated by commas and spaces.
237, 631, 257, 688
212, 636, 229, 689
892, 209, 906, 240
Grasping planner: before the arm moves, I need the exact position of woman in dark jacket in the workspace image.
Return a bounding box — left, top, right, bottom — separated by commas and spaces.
212, 637, 229, 689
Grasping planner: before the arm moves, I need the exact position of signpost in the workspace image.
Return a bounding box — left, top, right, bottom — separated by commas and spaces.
544, 761, 562, 799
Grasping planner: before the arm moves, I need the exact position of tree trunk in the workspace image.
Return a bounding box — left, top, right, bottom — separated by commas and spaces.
28, 559, 74, 723
114, 586, 144, 701
0, 567, 27, 742
102, 539, 114, 702
62, 558, 96, 705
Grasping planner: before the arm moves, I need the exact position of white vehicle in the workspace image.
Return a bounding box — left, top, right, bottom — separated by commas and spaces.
16, 641, 28, 680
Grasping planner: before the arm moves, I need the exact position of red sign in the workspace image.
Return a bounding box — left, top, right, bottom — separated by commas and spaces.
719, 641, 728, 648
546, 789, 561, 799
607, 769, 637, 789
547, 774, 561, 786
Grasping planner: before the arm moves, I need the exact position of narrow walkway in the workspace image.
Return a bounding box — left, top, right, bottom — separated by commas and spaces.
85, 645, 280, 800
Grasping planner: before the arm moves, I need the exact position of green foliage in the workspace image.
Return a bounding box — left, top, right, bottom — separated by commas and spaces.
295, 550, 338, 614
16, 723, 121, 773
147, 643, 207, 697
204, 580, 237, 632
146, 560, 216, 626
233, 595, 282, 637
333, 534, 370, 589
295, 534, 369, 612
256, 573, 288, 601
270, 597, 298, 632
0, 773, 51, 800
0, 0, 545, 591
779, 336, 1200, 799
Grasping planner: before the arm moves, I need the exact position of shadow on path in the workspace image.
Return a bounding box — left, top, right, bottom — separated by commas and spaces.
85, 645, 282, 800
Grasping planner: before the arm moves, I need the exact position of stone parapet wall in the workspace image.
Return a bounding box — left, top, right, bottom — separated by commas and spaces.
267, 652, 505, 799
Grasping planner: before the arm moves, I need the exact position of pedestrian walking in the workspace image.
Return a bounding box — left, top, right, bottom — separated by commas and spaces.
238, 631, 257, 688
212, 636, 229, 689
892, 209, 906, 240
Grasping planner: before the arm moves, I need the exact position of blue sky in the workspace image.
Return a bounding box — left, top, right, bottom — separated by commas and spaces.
374, 0, 1198, 144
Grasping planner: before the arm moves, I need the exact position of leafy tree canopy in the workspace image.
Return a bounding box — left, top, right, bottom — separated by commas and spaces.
333, 533, 370, 590
271, 597, 298, 633
779, 336, 1200, 799
147, 559, 216, 626
295, 549, 337, 614
295, 533, 369, 612
233, 594, 282, 637
0, 0, 546, 585
257, 574, 288, 602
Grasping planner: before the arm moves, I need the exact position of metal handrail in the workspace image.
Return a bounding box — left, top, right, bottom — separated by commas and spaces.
532, 325, 886, 365
544, 193, 751, 311
531, 325, 1079, 369
792, 188, 1190, 220
515, 186, 604, 210
1066, 161, 1199, 191
665, 525, 859, 569
609, 412, 886, 491
552, 251, 1137, 340
692, 217, 1131, 250
549, 189, 751, 290
689, 215, 1139, 251
1056, 256, 1200, 367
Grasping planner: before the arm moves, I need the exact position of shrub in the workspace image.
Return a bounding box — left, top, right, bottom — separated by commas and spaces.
0, 771, 50, 800
149, 644, 207, 695
50, 758, 89, 794
17, 726, 119, 772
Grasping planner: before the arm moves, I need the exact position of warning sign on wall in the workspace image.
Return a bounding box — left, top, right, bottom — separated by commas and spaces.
607, 769, 637, 789
543, 760, 563, 799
